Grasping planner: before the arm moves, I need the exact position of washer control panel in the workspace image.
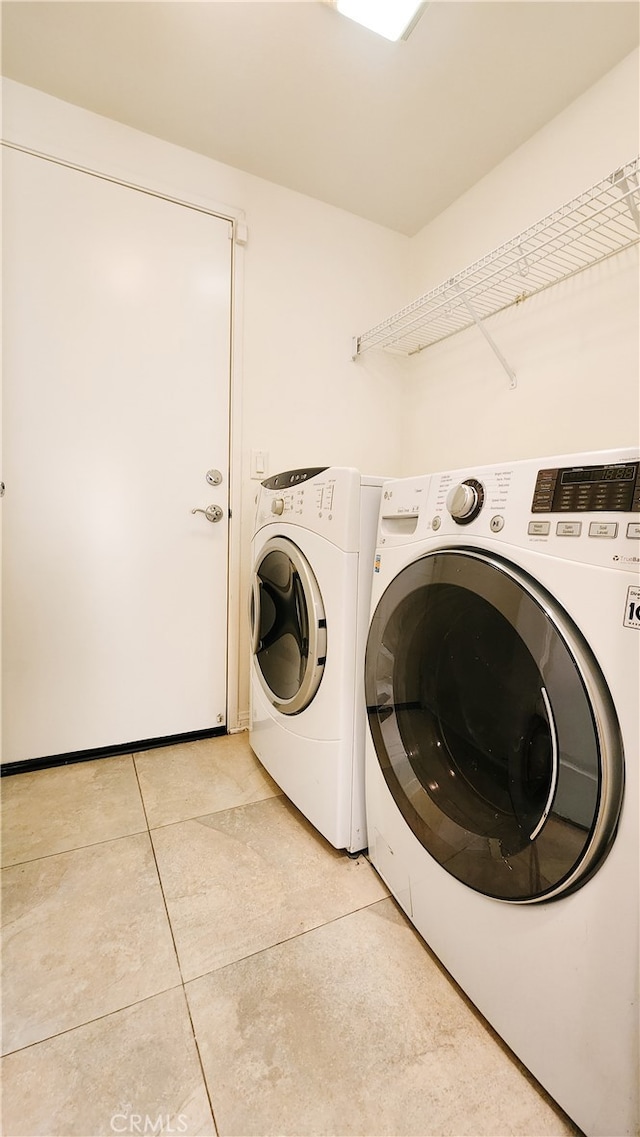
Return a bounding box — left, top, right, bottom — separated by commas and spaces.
376, 450, 640, 571
532, 460, 640, 514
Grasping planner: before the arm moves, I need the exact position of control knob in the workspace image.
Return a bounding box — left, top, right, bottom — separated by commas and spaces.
271, 497, 285, 516
445, 479, 484, 524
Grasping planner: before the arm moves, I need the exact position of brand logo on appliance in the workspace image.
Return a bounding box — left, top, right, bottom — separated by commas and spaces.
624, 585, 640, 629
613, 554, 640, 564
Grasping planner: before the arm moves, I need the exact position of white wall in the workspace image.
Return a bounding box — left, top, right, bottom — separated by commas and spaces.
1, 79, 410, 727
228, 176, 411, 720
397, 48, 640, 475
3, 47, 639, 728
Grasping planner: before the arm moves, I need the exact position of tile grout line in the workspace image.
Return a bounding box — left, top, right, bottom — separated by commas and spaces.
1, 750, 152, 869
0, 984, 186, 1060
1, 783, 284, 869
181, 984, 222, 1137
143, 786, 285, 835
1, 825, 150, 871
183, 891, 393, 986
131, 753, 222, 1137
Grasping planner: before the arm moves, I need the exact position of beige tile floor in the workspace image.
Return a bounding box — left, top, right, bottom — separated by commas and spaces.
1, 733, 583, 1137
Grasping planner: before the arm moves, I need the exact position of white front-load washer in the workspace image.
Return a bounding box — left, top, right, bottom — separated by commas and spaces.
365, 449, 639, 1137
249, 466, 384, 854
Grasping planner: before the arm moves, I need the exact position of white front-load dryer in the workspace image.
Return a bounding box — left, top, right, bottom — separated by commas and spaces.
365, 449, 639, 1137
249, 466, 384, 853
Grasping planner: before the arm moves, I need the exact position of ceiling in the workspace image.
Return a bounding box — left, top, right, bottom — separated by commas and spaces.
2, 1, 639, 235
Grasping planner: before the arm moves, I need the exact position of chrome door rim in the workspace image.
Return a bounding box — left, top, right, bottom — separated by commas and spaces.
366, 546, 624, 902
251, 536, 327, 715
463, 549, 623, 898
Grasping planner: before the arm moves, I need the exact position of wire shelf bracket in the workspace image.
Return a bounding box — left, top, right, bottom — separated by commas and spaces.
453, 283, 517, 389
352, 156, 640, 389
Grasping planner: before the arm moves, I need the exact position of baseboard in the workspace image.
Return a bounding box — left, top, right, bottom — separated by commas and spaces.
1, 726, 227, 777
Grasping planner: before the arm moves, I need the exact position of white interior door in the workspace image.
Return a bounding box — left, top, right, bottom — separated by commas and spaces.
2, 147, 232, 764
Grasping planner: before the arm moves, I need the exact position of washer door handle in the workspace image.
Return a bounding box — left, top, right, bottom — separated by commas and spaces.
529, 686, 559, 842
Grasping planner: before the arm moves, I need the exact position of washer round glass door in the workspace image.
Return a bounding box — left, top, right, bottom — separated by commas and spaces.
252, 537, 327, 715
365, 549, 624, 902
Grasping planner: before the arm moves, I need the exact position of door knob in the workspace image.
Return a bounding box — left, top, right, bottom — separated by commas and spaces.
191, 505, 224, 523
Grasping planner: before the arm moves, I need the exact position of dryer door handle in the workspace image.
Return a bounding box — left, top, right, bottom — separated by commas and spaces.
529, 686, 559, 842
250, 576, 262, 654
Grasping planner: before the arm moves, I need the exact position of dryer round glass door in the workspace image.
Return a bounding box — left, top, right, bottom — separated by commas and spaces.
251, 536, 327, 715
365, 549, 624, 902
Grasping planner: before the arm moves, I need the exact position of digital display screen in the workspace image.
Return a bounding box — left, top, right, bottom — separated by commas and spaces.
560, 465, 636, 485
532, 462, 640, 513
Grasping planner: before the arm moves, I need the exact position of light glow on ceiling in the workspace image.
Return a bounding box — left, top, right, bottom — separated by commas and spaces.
336, 0, 424, 42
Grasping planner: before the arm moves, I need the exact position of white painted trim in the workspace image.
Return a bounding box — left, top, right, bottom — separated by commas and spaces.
0, 140, 245, 227
226, 224, 246, 732
1, 80, 247, 226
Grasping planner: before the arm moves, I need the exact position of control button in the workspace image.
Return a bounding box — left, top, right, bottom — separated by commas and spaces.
589, 522, 618, 539
528, 521, 550, 536
271, 497, 285, 515
556, 522, 582, 537
490, 515, 504, 533
627, 523, 640, 539
432, 516, 441, 531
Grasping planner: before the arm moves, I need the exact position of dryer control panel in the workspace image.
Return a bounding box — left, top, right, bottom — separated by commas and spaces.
261, 466, 329, 490
254, 466, 385, 552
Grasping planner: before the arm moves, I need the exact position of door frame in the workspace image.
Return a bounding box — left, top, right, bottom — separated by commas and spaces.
1, 134, 247, 735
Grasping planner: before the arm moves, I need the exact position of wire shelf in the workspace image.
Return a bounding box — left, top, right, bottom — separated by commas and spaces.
354, 156, 640, 359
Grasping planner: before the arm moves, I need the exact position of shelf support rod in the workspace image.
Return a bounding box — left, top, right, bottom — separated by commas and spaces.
612, 168, 640, 234
453, 284, 517, 389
